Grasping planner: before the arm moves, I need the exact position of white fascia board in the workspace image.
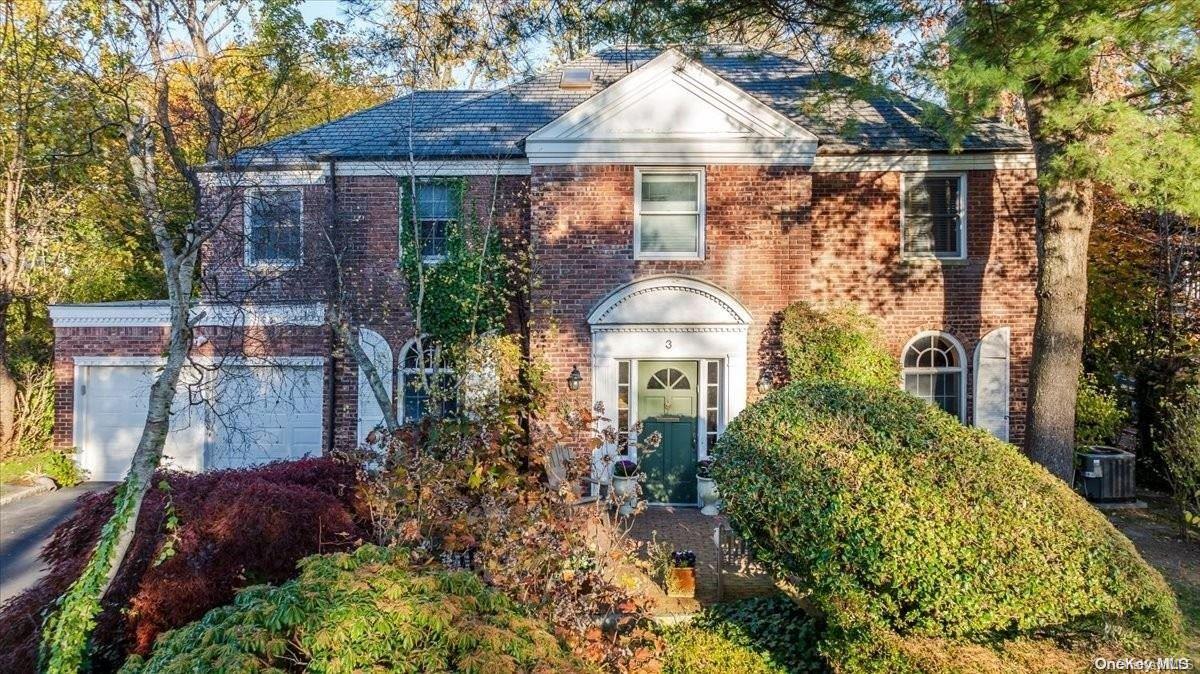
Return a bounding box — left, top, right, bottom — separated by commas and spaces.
811, 152, 1036, 172
50, 303, 327, 328
73, 355, 326, 367
334, 159, 532, 176
526, 138, 816, 165
198, 170, 326, 188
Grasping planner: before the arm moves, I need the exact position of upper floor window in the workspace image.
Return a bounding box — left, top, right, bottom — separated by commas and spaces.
902, 332, 966, 420
244, 187, 303, 266
414, 182, 460, 262
902, 174, 966, 259
635, 168, 705, 260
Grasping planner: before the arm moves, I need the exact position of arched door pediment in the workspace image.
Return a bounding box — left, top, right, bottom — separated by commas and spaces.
587, 276, 751, 328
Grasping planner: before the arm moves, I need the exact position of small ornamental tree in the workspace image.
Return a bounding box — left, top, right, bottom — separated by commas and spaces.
712, 381, 1181, 670
119, 545, 589, 674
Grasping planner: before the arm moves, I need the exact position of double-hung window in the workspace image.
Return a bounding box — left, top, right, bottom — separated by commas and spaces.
413, 182, 459, 262
901, 174, 966, 259
244, 188, 303, 266
634, 168, 705, 259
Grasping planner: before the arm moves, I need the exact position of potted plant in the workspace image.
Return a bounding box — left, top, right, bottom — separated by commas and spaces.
666, 550, 697, 598
696, 459, 720, 516
611, 459, 639, 516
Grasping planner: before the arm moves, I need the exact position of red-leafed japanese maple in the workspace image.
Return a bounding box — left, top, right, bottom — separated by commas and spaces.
0, 458, 361, 673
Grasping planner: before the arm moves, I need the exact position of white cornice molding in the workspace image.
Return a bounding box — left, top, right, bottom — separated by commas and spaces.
198, 170, 326, 188
72, 355, 325, 367
50, 303, 327, 328
811, 152, 1035, 172
527, 49, 818, 166
334, 160, 531, 176
198, 160, 532, 185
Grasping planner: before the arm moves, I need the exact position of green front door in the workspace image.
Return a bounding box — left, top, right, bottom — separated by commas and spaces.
638, 361, 698, 504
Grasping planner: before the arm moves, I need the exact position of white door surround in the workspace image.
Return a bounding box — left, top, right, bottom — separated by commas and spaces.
587, 276, 751, 467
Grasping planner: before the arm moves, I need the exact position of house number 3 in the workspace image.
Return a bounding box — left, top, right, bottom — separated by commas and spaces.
665, 339, 672, 350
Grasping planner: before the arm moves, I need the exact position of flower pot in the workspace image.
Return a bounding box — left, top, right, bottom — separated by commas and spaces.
612, 475, 638, 516
697, 476, 720, 516
666, 567, 696, 598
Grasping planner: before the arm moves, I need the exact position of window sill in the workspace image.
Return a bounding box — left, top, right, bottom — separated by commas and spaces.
244, 261, 302, 272
900, 256, 968, 267
634, 254, 705, 262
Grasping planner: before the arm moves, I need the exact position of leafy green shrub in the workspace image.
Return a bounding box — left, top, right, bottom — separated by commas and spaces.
120, 544, 588, 674
662, 596, 826, 673
779, 303, 897, 388
0, 449, 84, 486
37, 451, 85, 486
1076, 374, 1129, 446
712, 381, 1181, 669
1160, 386, 1200, 539
662, 624, 790, 674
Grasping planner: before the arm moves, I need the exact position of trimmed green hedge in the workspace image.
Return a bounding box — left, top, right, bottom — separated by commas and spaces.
712, 382, 1181, 659
779, 303, 897, 388
120, 545, 587, 674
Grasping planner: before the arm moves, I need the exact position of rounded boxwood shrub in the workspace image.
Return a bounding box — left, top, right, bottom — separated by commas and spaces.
120, 544, 588, 674
779, 303, 897, 388
712, 382, 1181, 655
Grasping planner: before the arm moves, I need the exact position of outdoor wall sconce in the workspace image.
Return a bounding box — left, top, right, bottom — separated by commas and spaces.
567, 365, 583, 391
757, 371, 773, 394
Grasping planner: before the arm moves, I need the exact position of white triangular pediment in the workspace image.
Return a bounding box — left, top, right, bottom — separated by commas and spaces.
527, 49, 818, 165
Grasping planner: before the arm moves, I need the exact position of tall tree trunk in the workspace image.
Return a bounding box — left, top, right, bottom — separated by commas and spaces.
0, 294, 16, 453
1023, 88, 1094, 482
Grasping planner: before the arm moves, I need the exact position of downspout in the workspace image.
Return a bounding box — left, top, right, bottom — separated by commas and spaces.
324, 158, 339, 454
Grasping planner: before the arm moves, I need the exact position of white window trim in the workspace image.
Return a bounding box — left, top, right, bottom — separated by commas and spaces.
402, 179, 459, 265
900, 330, 968, 421
398, 336, 455, 423
633, 167, 706, 261
899, 172, 967, 261
243, 186, 304, 268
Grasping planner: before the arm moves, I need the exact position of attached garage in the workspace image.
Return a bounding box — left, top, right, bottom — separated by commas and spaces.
73, 357, 325, 481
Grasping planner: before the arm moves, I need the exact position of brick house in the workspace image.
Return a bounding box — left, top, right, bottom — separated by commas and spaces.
49, 46, 1037, 502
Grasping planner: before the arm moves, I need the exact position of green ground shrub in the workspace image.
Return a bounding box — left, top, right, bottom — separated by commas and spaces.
712, 381, 1182, 670
120, 544, 588, 674
663, 596, 826, 673
1076, 374, 1129, 447
779, 303, 897, 388
0, 449, 84, 486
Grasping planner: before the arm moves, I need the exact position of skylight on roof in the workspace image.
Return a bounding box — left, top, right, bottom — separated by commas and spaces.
559, 68, 593, 90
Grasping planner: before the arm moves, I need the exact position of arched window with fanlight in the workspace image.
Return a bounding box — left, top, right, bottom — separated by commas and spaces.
902, 332, 966, 420
399, 338, 457, 422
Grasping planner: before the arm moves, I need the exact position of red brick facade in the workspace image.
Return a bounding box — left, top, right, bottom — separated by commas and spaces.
52, 163, 1038, 453
530, 165, 1039, 444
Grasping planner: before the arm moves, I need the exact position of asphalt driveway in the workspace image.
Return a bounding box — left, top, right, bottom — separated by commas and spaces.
0, 483, 112, 604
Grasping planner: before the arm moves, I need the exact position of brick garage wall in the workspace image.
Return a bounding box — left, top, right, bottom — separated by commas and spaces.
326, 174, 530, 453
530, 165, 1039, 445
529, 164, 813, 417
805, 169, 1039, 444
52, 324, 331, 450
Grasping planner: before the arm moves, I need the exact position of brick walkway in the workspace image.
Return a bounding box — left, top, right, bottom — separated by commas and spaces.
626, 506, 776, 610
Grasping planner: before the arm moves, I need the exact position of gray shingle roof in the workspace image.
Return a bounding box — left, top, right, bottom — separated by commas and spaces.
235, 45, 1029, 164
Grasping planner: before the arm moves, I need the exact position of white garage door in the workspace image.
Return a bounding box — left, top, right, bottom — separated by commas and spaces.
206, 365, 324, 469
77, 365, 206, 481
76, 360, 324, 480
